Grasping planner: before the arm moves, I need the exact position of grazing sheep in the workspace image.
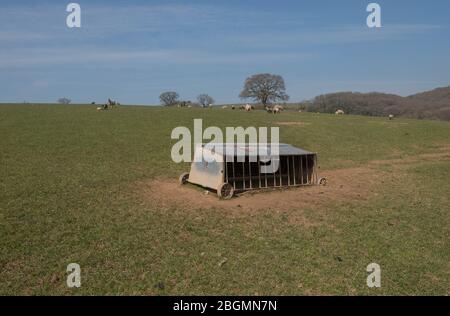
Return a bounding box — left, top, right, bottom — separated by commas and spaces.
231, 105, 235, 110
222, 105, 228, 109
97, 104, 108, 111
389, 114, 394, 120
266, 104, 283, 114
107, 98, 120, 108
244, 104, 252, 112
335, 109, 345, 115
273, 104, 283, 114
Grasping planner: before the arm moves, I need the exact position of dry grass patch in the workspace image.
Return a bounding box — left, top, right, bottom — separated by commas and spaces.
276, 121, 311, 126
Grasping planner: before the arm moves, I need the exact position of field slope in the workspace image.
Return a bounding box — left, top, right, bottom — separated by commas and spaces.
1, 104, 449, 295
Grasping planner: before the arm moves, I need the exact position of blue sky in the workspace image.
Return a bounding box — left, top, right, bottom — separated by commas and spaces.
1, 0, 449, 104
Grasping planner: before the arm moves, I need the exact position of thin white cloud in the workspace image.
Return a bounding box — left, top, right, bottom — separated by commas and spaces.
0, 2, 441, 50
0, 31, 53, 41
0, 48, 314, 68
0, 3, 220, 41
229, 24, 444, 48
0, 3, 309, 45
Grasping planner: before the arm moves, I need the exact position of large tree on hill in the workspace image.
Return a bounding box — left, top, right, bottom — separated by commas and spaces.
159, 91, 179, 106
239, 73, 289, 107
197, 94, 215, 108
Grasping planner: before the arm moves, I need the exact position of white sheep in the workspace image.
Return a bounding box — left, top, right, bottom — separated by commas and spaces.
266, 104, 283, 114
273, 104, 283, 114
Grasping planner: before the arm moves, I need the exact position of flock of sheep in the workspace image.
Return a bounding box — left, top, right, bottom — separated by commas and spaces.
96, 98, 120, 111
222, 105, 395, 119
334, 109, 395, 120
220, 104, 284, 114
94, 100, 395, 119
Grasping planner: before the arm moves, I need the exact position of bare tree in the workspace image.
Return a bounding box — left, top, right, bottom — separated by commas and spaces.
239, 73, 289, 107
197, 94, 215, 108
57, 97, 71, 104
159, 91, 179, 106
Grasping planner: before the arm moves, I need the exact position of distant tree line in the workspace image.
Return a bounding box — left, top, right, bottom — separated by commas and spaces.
159, 73, 289, 109
304, 88, 450, 121
57, 74, 449, 121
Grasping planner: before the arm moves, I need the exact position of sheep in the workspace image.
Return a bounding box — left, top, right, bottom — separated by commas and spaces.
107, 98, 120, 108
273, 104, 283, 114
97, 104, 108, 111
244, 104, 252, 112
222, 105, 228, 109
389, 114, 394, 120
266, 104, 283, 114
231, 105, 235, 110
335, 109, 345, 115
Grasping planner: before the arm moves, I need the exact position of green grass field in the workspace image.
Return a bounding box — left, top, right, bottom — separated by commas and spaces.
1, 104, 449, 295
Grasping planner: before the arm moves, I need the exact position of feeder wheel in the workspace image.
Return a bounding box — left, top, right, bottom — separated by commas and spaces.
179, 172, 190, 185
217, 183, 234, 200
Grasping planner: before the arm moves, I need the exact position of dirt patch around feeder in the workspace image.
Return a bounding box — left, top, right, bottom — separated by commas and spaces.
138, 146, 450, 214
139, 166, 385, 213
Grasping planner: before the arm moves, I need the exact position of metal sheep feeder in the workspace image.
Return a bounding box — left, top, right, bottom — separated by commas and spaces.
179, 143, 326, 199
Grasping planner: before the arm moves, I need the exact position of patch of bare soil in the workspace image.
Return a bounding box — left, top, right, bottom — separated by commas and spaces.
367, 121, 409, 125
276, 121, 311, 127
138, 144, 450, 221
139, 167, 383, 214
370, 147, 450, 167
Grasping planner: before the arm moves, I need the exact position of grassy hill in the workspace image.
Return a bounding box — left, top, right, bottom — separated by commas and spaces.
0, 104, 449, 295
305, 86, 450, 121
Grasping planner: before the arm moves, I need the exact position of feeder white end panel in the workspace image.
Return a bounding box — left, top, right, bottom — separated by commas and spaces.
188, 147, 224, 191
